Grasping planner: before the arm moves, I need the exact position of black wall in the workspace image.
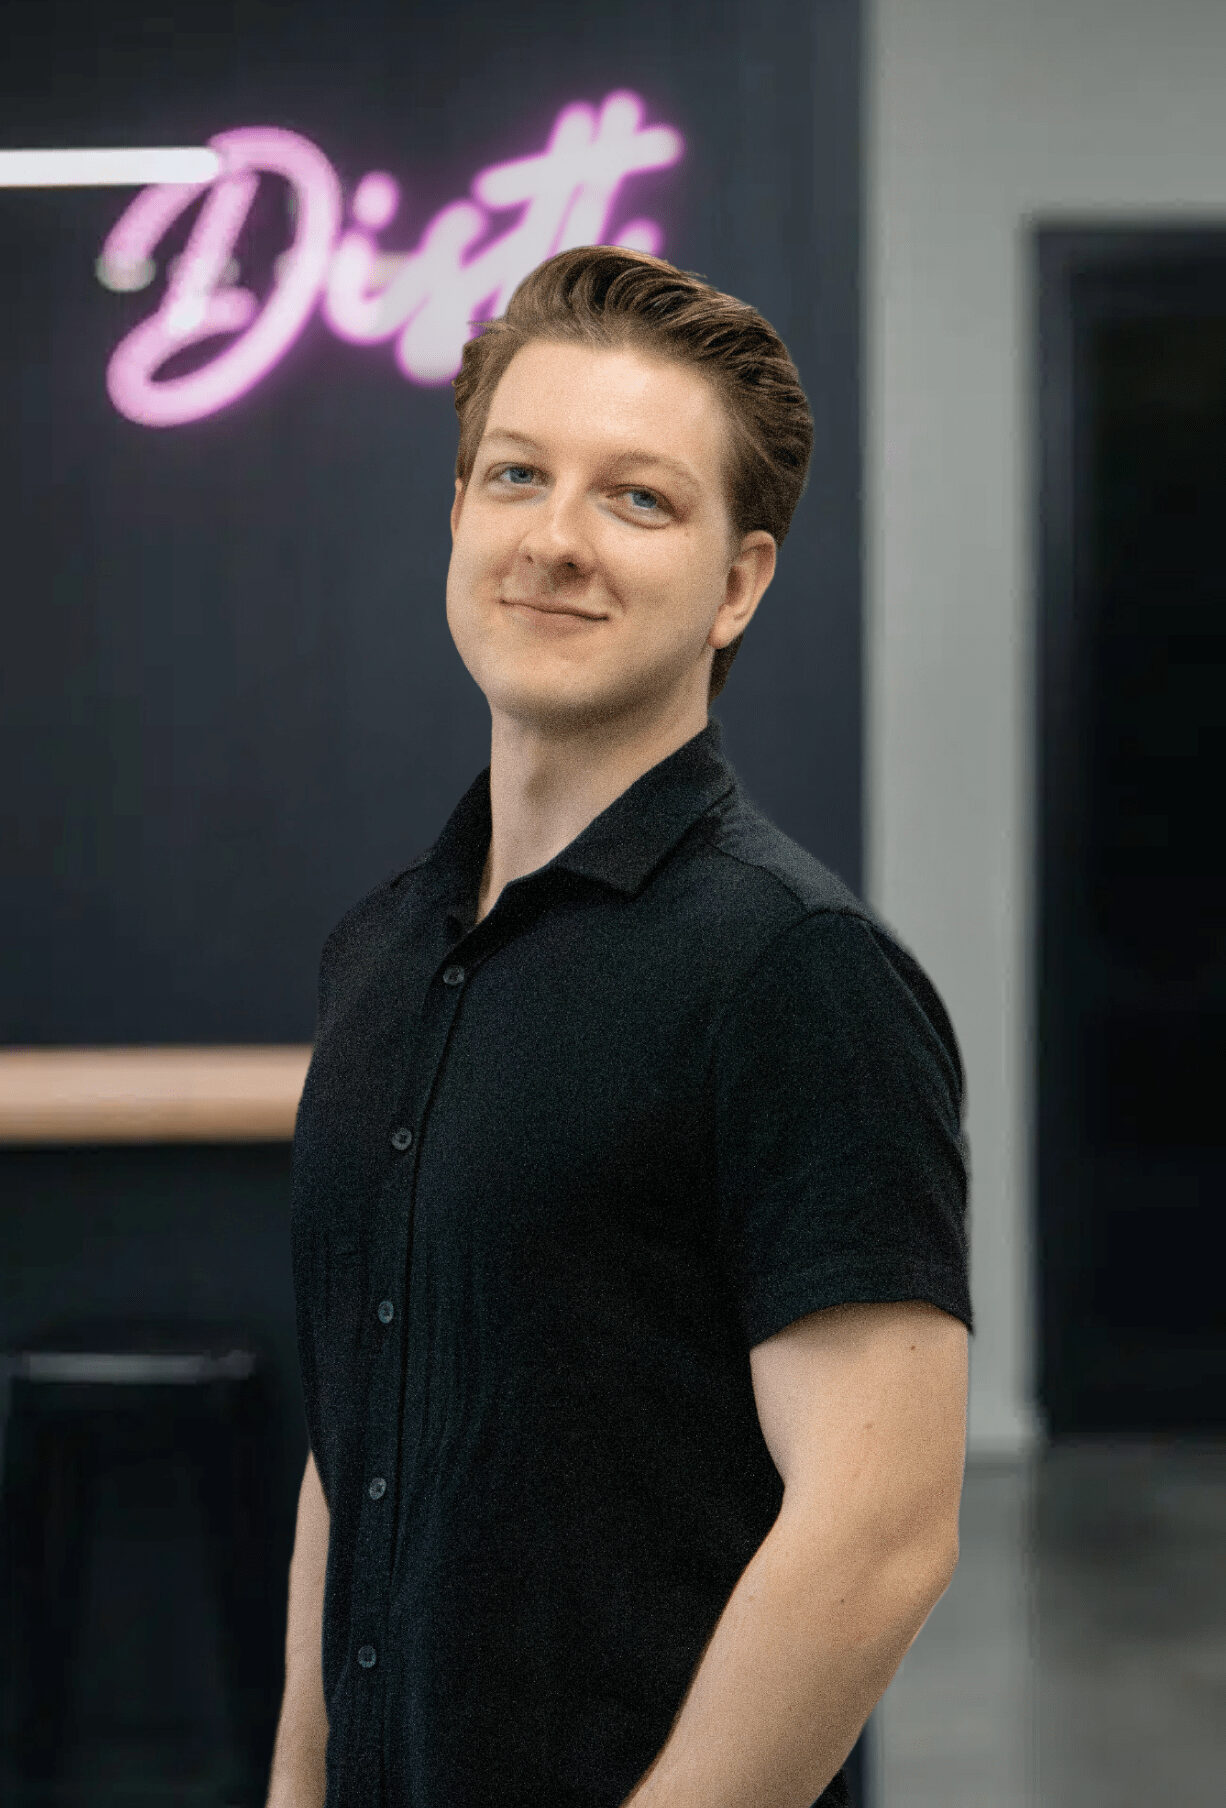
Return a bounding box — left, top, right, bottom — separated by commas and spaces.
0, 0, 863, 1787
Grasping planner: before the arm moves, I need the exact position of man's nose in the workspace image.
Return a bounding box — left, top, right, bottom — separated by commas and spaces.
516, 485, 593, 581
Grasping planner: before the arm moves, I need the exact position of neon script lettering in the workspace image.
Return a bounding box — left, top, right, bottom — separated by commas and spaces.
97, 93, 683, 427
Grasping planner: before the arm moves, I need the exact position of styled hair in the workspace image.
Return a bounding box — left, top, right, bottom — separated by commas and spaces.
451, 246, 814, 702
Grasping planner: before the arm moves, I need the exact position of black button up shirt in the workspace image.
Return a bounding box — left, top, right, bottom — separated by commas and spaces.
290, 717, 974, 1808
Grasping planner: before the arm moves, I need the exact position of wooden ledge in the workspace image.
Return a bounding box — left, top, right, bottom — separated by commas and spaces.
0, 1047, 313, 1144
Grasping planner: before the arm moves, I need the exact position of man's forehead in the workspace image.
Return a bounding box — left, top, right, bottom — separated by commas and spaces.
493, 338, 710, 401
481, 345, 725, 474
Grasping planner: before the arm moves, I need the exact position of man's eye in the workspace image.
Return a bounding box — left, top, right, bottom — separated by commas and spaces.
625, 488, 664, 513
494, 465, 538, 486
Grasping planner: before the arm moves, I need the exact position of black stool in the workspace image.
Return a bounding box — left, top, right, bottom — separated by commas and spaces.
0, 1317, 282, 1804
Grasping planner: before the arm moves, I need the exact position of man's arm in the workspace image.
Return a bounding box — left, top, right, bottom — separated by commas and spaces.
266, 1450, 331, 1808
621, 1298, 969, 1808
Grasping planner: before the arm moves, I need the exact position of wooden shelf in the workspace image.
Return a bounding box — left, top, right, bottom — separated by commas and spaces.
0, 1046, 313, 1145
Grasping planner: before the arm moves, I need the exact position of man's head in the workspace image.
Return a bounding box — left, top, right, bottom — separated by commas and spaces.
446, 246, 813, 731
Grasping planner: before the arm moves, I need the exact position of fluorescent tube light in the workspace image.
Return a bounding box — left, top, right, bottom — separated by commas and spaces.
0, 146, 221, 187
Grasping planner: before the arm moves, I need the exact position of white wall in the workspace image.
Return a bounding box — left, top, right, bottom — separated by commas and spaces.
865, 0, 1226, 1457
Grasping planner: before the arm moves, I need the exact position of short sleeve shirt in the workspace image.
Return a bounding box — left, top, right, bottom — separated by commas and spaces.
290, 716, 974, 1808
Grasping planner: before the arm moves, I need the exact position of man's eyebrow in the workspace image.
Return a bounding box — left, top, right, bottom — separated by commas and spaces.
480, 429, 700, 490
481, 429, 544, 452
604, 449, 700, 491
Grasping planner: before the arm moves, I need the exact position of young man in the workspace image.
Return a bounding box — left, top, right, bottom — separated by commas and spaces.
271, 247, 973, 1808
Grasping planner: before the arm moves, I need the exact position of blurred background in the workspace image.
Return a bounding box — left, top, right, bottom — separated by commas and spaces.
0, 0, 1222, 1803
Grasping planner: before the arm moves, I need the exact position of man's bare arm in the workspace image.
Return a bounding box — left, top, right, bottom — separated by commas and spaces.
620, 1299, 969, 1808
619, 1477, 954, 1808
266, 1450, 331, 1808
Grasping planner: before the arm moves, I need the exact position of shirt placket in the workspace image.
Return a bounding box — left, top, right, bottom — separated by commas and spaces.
343, 913, 491, 1803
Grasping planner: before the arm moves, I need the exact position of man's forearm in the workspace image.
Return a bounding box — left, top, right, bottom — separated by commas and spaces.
620, 1502, 956, 1808
266, 1452, 331, 1808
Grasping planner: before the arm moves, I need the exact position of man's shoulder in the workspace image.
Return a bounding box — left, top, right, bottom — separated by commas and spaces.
694, 787, 880, 930
693, 790, 953, 1020
695, 792, 965, 1099
318, 849, 433, 965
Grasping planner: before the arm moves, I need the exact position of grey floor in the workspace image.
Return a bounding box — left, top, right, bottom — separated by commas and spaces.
875, 1438, 1226, 1808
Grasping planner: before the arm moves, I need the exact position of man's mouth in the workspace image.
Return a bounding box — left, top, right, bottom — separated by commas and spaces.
501, 596, 606, 621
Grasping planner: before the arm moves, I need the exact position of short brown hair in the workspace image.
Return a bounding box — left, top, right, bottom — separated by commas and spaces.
452, 246, 814, 702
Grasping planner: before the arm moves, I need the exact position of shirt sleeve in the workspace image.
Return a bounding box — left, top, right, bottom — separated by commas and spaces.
711, 908, 974, 1348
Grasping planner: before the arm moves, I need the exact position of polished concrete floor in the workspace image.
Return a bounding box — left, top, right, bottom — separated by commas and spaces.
875, 1438, 1226, 1808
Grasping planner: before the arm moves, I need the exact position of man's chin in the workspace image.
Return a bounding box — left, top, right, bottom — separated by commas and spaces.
483, 668, 646, 735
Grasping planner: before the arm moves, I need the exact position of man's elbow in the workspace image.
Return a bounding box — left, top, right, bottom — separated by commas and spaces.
778, 1494, 960, 1629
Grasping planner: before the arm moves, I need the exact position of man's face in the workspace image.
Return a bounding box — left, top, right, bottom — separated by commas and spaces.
446, 339, 774, 733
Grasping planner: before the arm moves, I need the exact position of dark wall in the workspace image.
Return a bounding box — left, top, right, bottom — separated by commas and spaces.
2, 0, 861, 1047
0, 0, 862, 1785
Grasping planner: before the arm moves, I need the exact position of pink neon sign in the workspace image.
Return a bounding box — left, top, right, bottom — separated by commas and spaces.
97, 93, 684, 427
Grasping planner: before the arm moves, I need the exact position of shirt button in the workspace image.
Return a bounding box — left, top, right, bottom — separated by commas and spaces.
442, 963, 466, 986
377, 1299, 394, 1325
390, 1126, 413, 1151
368, 1476, 387, 1500
357, 1644, 377, 1669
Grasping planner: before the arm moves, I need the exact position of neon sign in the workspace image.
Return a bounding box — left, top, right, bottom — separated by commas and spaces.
96, 92, 684, 428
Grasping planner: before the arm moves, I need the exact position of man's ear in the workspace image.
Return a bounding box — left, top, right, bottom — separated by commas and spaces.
450, 477, 466, 542
710, 530, 776, 649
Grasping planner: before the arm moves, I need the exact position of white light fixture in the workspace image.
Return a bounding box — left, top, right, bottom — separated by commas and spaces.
0, 147, 221, 187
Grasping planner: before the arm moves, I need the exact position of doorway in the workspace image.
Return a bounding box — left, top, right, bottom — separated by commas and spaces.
1035, 226, 1226, 1435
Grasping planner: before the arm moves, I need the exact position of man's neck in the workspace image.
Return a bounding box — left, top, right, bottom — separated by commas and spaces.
476, 694, 710, 923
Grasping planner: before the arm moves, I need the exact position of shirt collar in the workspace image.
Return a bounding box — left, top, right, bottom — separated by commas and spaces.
410, 715, 738, 917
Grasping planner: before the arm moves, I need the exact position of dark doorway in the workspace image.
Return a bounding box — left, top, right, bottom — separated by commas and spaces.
1035, 227, 1226, 1436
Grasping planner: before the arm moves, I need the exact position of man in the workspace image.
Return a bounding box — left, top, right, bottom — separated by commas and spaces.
270, 246, 972, 1808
